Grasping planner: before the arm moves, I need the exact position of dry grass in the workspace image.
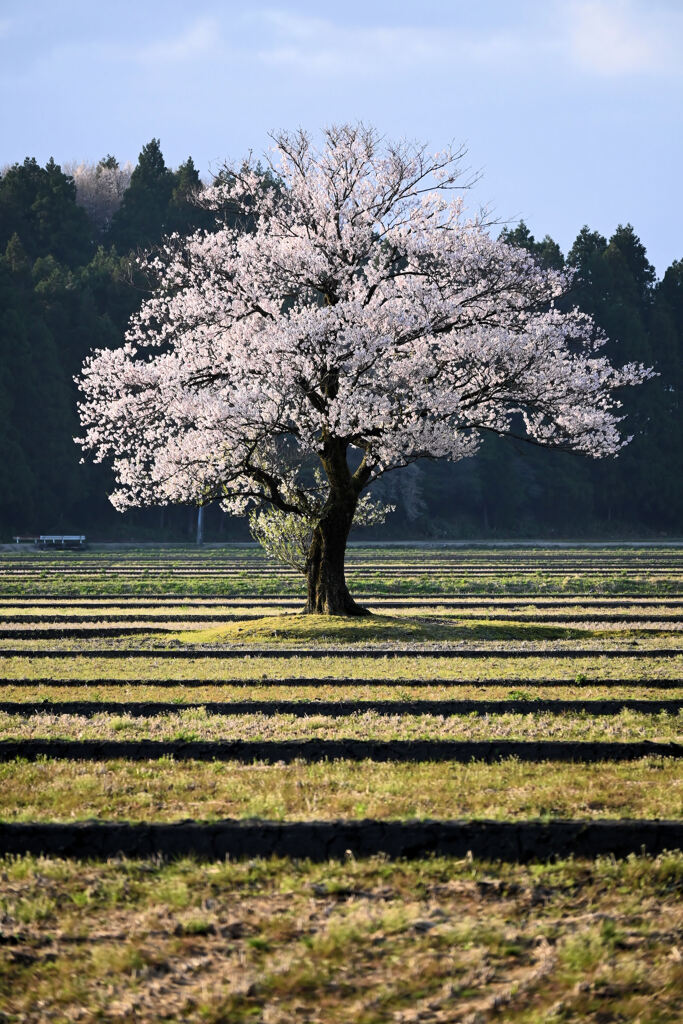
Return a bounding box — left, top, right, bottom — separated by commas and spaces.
0, 567, 679, 598
2, 682, 681, 703
0, 756, 679, 823
1, 853, 681, 1023
1, 652, 680, 681
1, 707, 680, 742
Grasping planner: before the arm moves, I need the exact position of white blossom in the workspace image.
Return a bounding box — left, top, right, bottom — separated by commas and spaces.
76, 124, 653, 522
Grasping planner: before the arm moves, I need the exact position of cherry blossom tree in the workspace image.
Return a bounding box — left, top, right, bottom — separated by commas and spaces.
77, 125, 652, 615
68, 156, 133, 230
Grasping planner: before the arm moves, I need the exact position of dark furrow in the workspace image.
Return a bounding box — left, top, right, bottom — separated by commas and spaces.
1, 818, 681, 861
1, 699, 680, 717
1, 677, 681, 688
0, 738, 680, 763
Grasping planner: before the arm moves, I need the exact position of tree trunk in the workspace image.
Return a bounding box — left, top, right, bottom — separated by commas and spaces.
302, 435, 371, 616
304, 497, 369, 616
304, 520, 368, 615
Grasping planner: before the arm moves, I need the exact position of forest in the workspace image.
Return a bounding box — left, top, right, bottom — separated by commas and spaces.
0, 140, 680, 541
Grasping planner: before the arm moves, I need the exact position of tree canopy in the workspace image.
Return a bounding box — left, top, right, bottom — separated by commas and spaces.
77, 125, 652, 612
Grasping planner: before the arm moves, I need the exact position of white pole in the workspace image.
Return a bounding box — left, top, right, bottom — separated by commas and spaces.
197, 505, 204, 545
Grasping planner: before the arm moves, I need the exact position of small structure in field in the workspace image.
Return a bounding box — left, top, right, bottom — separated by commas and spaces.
36, 535, 87, 549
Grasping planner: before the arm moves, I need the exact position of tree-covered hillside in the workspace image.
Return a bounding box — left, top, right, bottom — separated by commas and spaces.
0, 141, 680, 539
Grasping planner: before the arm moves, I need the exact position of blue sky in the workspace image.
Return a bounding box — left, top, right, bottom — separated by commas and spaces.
1, 0, 681, 273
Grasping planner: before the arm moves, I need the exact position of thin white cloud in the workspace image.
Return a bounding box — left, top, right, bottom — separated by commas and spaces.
564, 1, 683, 76
252, 10, 530, 76
135, 17, 219, 64
251, 4, 682, 80
7, 3, 680, 87
0, 15, 234, 89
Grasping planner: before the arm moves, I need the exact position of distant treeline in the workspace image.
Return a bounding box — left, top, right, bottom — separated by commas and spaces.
0, 140, 680, 540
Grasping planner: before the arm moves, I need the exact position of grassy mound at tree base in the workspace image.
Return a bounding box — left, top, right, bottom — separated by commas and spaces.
171, 613, 443, 646
167, 612, 678, 647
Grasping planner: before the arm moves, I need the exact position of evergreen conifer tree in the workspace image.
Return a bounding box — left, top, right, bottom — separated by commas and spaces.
110, 139, 174, 251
